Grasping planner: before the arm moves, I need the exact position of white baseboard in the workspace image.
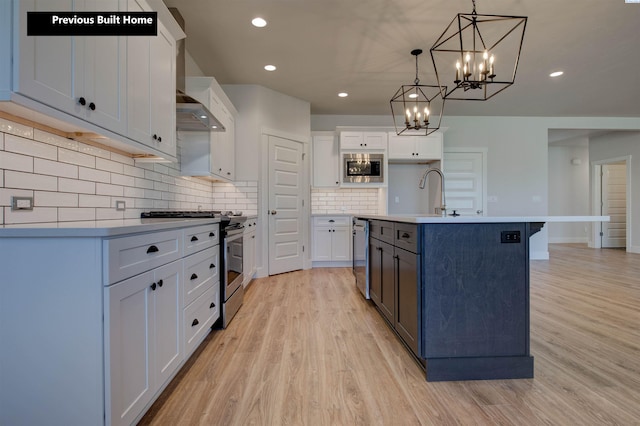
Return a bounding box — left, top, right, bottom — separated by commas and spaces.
531, 250, 549, 260
312, 260, 353, 268
628, 245, 640, 254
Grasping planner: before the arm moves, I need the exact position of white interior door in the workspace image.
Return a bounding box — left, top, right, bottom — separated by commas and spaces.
268, 136, 304, 275
443, 151, 485, 216
601, 164, 626, 248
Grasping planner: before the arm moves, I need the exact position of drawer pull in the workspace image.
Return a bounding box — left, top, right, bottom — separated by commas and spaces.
402, 232, 410, 239
157, 279, 163, 288
209, 302, 216, 309
209, 232, 215, 237
328, 219, 335, 223
190, 273, 198, 280
191, 319, 199, 327
150, 282, 157, 291
209, 263, 216, 269
146, 245, 159, 254
191, 236, 199, 242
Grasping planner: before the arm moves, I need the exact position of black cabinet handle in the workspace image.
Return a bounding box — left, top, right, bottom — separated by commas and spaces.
88, 102, 96, 111
78, 97, 86, 106
157, 279, 163, 287
209, 302, 216, 309
209, 263, 215, 269
150, 282, 157, 291
191, 236, 199, 242
402, 232, 410, 239
209, 232, 215, 237
190, 273, 198, 280
152, 134, 158, 140
157, 136, 162, 142
191, 319, 199, 327
146, 245, 159, 253
328, 219, 335, 223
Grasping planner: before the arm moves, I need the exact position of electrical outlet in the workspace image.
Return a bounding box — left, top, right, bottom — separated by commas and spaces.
115, 200, 126, 211
501, 231, 521, 243
11, 196, 34, 211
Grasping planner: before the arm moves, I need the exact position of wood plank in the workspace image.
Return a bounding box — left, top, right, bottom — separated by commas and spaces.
140, 244, 640, 425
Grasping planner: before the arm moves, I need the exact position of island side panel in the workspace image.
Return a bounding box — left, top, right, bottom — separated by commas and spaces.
421, 223, 533, 380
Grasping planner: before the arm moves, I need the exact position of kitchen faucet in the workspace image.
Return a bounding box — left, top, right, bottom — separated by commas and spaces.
418, 167, 446, 217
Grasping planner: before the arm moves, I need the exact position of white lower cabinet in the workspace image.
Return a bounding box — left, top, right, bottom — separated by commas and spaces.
106, 260, 182, 426
312, 216, 351, 264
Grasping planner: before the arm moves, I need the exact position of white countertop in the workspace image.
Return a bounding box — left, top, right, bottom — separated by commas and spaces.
0, 218, 220, 238
355, 214, 610, 224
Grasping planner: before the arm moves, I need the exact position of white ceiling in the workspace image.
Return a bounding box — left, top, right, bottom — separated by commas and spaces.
163, 0, 640, 118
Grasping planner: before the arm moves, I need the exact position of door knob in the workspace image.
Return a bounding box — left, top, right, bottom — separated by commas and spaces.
270, 210, 277, 215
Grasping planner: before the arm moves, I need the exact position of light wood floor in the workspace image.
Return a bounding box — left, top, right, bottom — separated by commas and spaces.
139, 244, 640, 425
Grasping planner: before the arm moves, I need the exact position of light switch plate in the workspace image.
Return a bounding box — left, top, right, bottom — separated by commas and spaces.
11, 196, 34, 211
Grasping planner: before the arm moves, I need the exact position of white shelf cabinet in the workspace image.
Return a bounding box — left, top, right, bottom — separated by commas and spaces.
180, 77, 237, 181
388, 132, 443, 161
312, 216, 351, 263
312, 133, 340, 188
340, 131, 387, 150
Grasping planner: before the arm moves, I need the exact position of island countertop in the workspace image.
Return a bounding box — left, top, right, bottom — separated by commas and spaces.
355, 214, 610, 224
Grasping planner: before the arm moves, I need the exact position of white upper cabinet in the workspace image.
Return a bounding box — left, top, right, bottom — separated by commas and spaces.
388, 132, 443, 161
16, 0, 127, 135
1, 0, 183, 161
127, 0, 177, 158
340, 131, 387, 150
312, 133, 340, 188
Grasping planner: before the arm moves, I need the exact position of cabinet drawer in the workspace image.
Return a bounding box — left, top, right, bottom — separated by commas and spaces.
370, 220, 394, 244
395, 223, 420, 254
183, 284, 219, 356
184, 224, 219, 257
105, 229, 182, 285
183, 246, 219, 306
313, 216, 350, 227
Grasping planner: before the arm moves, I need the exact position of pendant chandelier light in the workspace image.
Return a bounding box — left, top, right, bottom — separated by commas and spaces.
429, 0, 527, 101
390, 49, 445, 136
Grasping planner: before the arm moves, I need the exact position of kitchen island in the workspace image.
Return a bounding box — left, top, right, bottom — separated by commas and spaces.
356, 215, 608, 381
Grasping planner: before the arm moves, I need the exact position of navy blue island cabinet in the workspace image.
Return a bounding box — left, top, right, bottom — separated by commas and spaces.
367, 219, 542, 382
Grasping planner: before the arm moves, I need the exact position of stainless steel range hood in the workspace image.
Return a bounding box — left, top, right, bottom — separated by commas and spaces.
170, 8, 225, 132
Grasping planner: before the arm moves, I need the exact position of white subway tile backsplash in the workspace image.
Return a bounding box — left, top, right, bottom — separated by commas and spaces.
0, 118, 34, 139
96, 157, 124, 174
34, 158, 78, 178
79, 167, 110, 183
35, 191, 78, 207
5, 171, 57, 191
4, 207, 57, 224
59, 148, 96, 168
59, 178, 96, 194
1, 125, 260, 225
59, 207, 96, 222
111, 173, 135, 187
79, 194, 111, 208
5, 134, 57, 160
0, 151, 33, 172
96, 183, 124, 197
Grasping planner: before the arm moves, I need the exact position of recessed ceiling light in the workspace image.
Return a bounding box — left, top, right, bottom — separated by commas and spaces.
264, 65, 276, 71
338, 92, 348, 97
550, 71, 564, 77
251, 17, 267, 27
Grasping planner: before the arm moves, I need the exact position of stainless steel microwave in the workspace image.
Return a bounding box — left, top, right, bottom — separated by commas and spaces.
343, 153, 384, 183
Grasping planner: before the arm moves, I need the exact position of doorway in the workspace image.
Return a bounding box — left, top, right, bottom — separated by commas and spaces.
442, 148, 487, 216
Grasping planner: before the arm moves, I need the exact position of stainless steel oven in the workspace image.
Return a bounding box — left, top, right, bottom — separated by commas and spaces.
343, 153, 384, 183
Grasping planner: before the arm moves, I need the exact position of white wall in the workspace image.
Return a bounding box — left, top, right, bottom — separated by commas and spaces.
589, 131, 640, 253
548, 143, 590, 243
